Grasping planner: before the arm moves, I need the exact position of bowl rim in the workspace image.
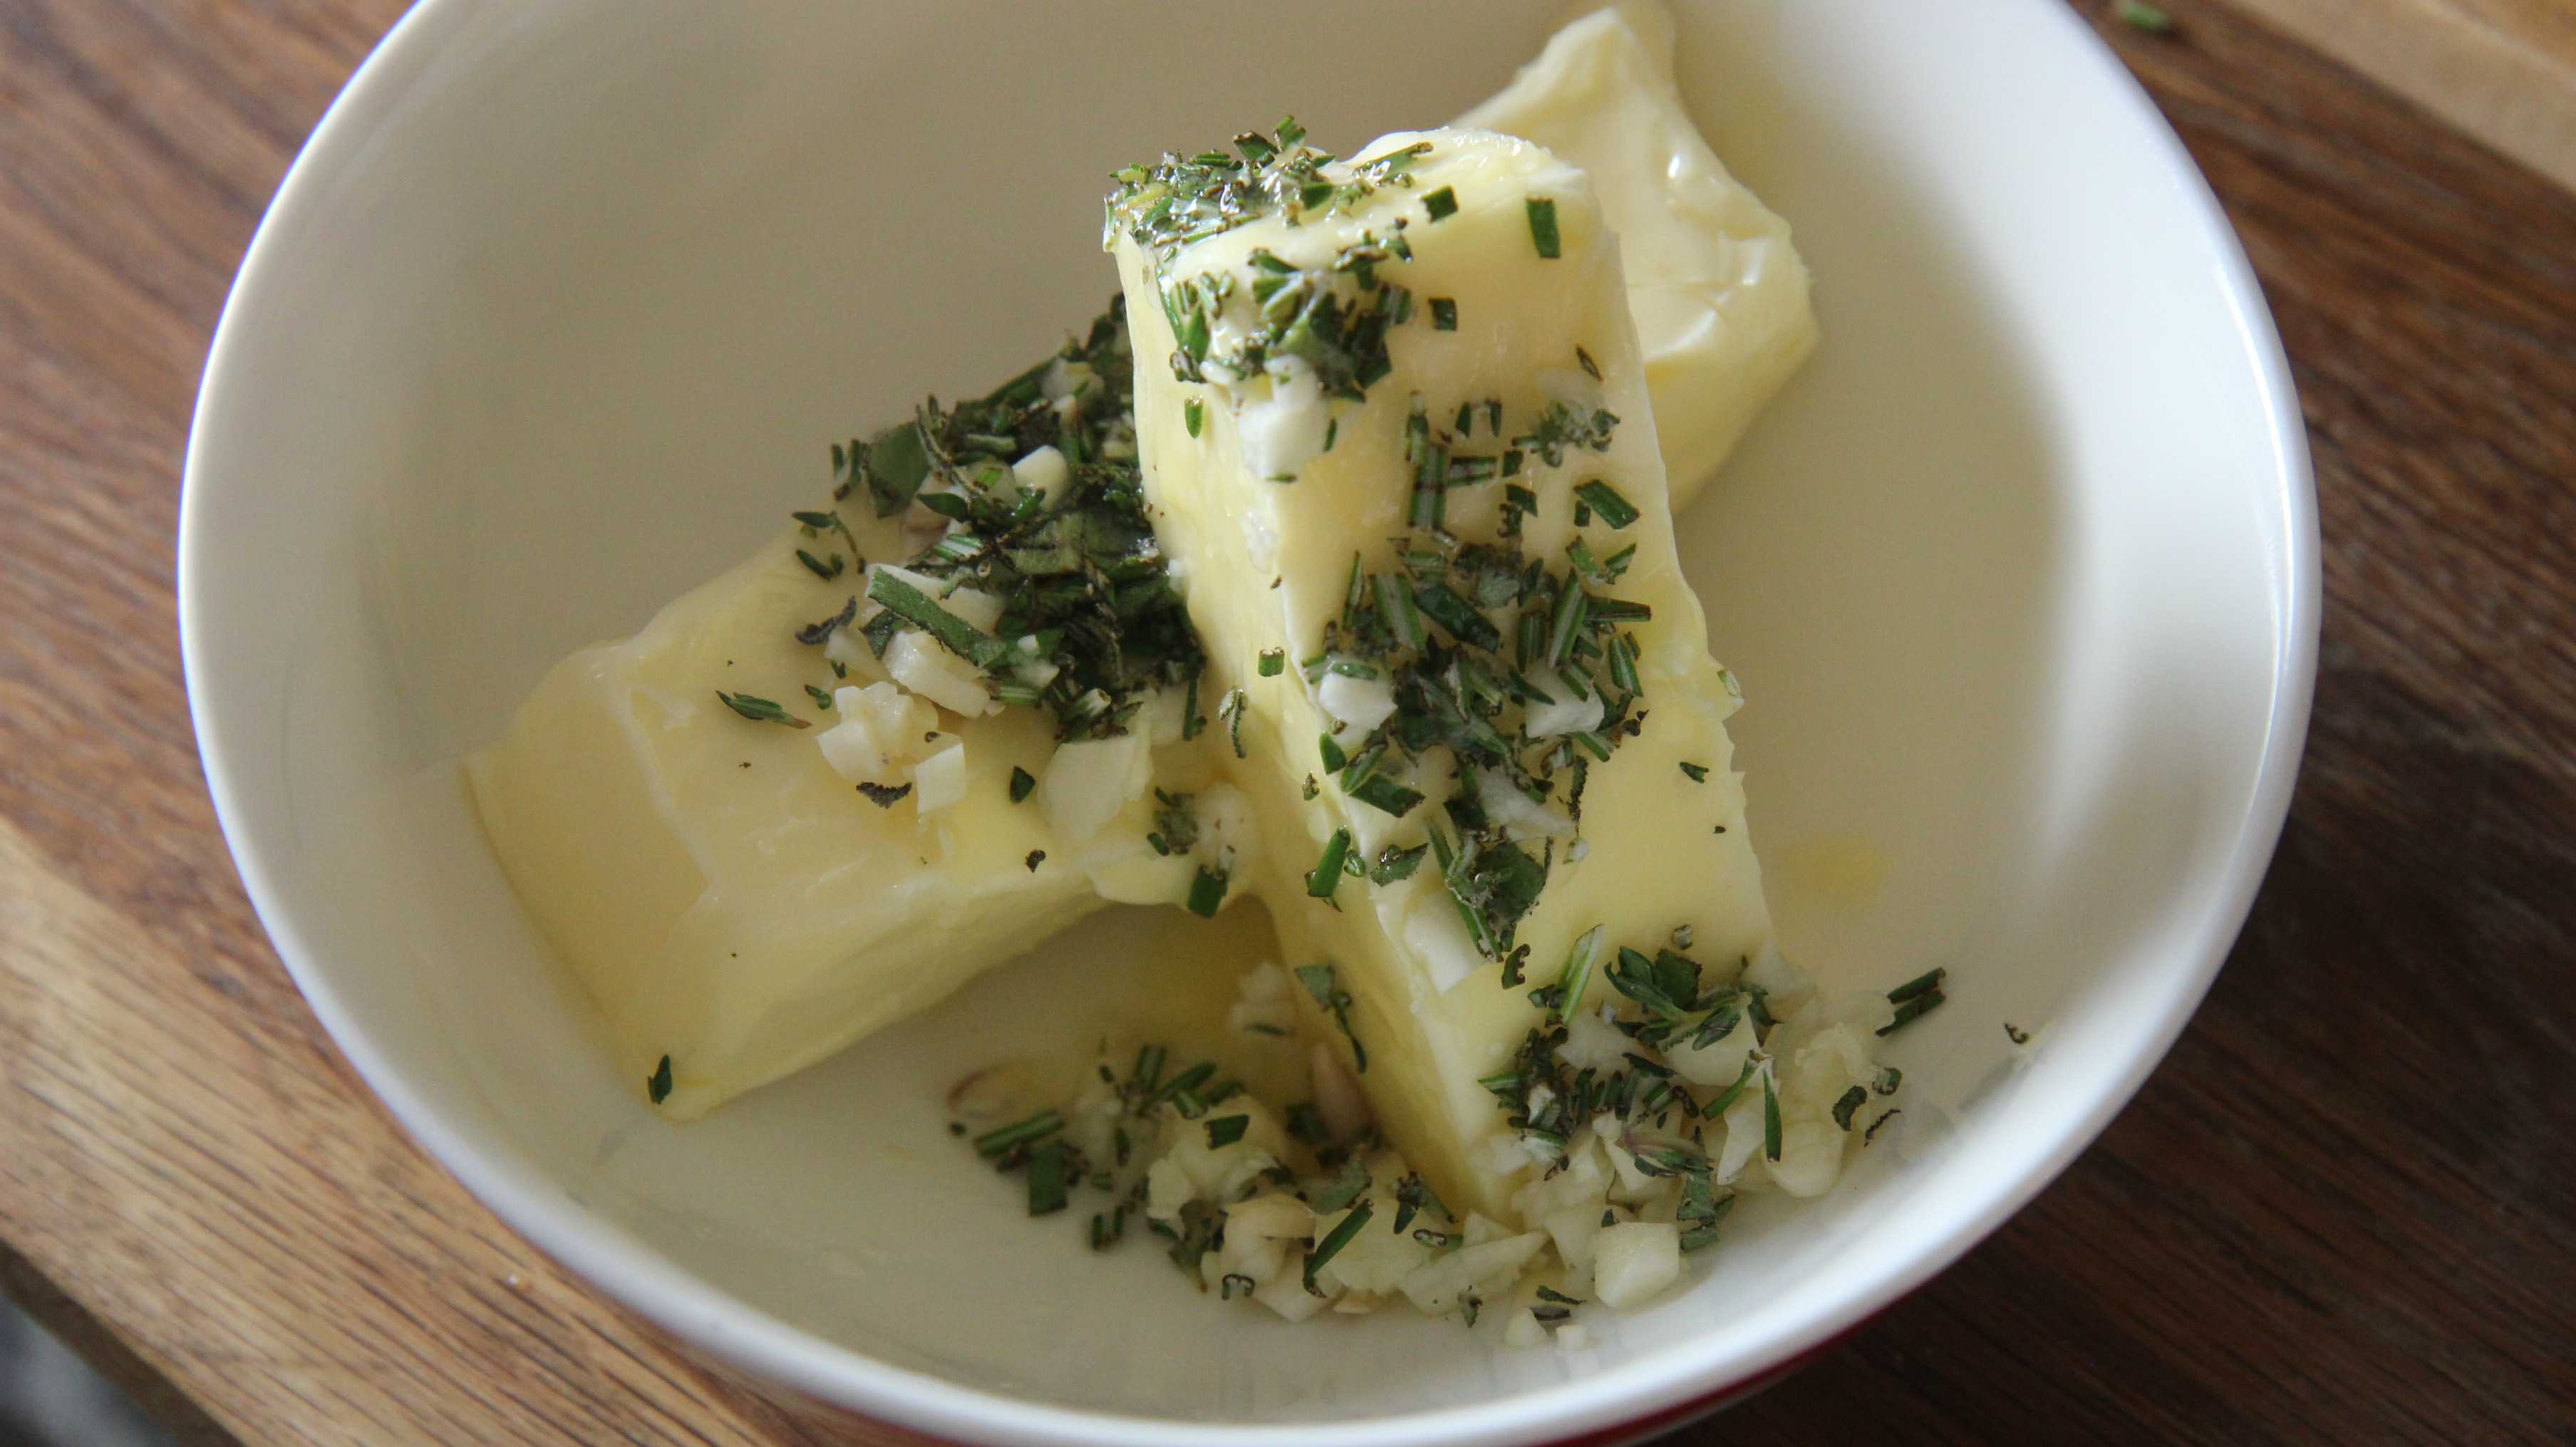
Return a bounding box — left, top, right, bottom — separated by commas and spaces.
177, 1, 2319, 1443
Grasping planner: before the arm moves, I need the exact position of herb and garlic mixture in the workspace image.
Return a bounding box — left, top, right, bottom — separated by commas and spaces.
956, 956, 1940, 1337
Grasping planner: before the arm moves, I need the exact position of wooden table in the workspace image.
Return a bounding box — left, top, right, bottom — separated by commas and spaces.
4, 2, 2572, 1442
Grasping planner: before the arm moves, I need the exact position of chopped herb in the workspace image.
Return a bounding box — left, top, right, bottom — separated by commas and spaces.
1220, 1273, 1255, 1300
1306, 829, 1353, 900
1295, 963, 1365, 1072
1573, 479, 1639, 529
2005, 1022, 2030, 1046
1536, 1285, 1581, 1306
1762, 1067, 1782, 1161
1204, 1114, 1250, 1148
794, 595, 859, 646
797, 549, 845, 581
1187, 866, 1229, 918
973, 1110, 1062, 1158
1526, 197, 1560, 258
2114, 0, 2173, 33
1219, 687, 1248, 758
1312, 1156, 1370, 1213
1027, 1139, 1070, 1215
1184, 397, 1204, 437
866, 569, 1008, 670
1258, 647, 1286, 676
1707, 1057, 1759, 1114
716, 691, 810, 730
1429, 297, 1458, 331
1009, 766, 1038, 802
1888, 968, 1947, 1003
1422, 185, 1459, 221
1679, 762, 1709, 783
1026, 849, 1047, 872
1370, 842, 1428, 885
1304, 1200, 1375, 1291
646, 1054, 673, 1105
805, 684, 836, 710
1832, 1086, 1868, 1131
1875, 1067, 1903, 1096
1865, 1109, 1900, 1143
1552, 925, 1606, 1024
1880, 990, 1947, 1035
1574, 347, 1600, 380
857, 781, 912, 808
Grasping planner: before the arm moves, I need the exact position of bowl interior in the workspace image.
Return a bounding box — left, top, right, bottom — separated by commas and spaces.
180, 0, 2309, 1441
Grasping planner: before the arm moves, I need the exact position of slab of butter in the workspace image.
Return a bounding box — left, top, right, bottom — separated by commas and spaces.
1115, 128, 1775, 1216
1462, 1, 1816, 511
467, 517, 1209, 1119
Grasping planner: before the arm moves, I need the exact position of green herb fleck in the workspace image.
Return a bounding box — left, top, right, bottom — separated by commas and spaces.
1832, 1086, 1868, 1131
1295, 962, 1365, 1072
647, 1054, 673, 1105
1307, 829, 1353, 901
1185, 397, 1204, 437
716, 691, 810, 730
1187, 866, 1229, 918
1762, 1068, 1782, 1161
1009, 766, 1038, 802
1027, 1139, 1069, 1215
1573, 479, 1639, 529
1422, 186, 1459, 222
805, 684, 836, 710
1429, 297, 1458, 331
1259, 647, 1286, 676
974, 1110, 1062, 1158
1526, 197, 1560, 258
797, 549, 845, 581
1025, 849, 1046, 873
1552, 925, 1606, 1024
1204, 1114, 1250, 1149
1305, 1200, 1375, 1292
856, 781, 911, 807
1679, 762, 1709, 783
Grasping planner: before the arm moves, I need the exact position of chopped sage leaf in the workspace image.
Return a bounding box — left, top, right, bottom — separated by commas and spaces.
716, 691, 810, 730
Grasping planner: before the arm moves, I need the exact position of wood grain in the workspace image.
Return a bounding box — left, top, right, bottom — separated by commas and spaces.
0, 1, 2571, 1444
2224, 0, 2576, 195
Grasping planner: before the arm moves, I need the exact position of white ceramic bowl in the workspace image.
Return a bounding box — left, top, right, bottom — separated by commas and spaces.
178, 1, 2316, 1443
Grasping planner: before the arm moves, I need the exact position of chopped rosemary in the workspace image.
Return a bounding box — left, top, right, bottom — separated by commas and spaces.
1204, 1114, 1250, 1148
796, 549, 844, 581
1304, 1200, 1375, 1291
1679, 762, 1709, 783
1865, 1109, 1900, 1143
1219, 687, 1248, 758
1026, 849, 1046, 872
1187, 865, 1229, 918
1258, 647, 1286, 676
1879, 968, 1947, 1035
1295, 962, 1365, 1072
1429, 297, 1458, 331
805, 684, 835, 710
1009, 766, 1038, 802
646, 1054, 673, 1105
1573, 479, 1639, 529
1185, 397, 1204, 437
1762, 1067, 1782, 1161
1422, 185, 1459, 222
716, 691, 809, 730
1526, 197, 1561, 258
974, 1110, 1062, 1158
1551, 925, 1606, 1025
1027, 1139, 1070, 1215
1306, 829, 1353, 900
1832, 1086, 1868, 1131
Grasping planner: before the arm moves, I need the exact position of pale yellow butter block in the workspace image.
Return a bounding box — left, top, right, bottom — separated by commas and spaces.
1462, 1, 1818, 509
1117, 127, 1775, 1216
467, 525, 1189, 1118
